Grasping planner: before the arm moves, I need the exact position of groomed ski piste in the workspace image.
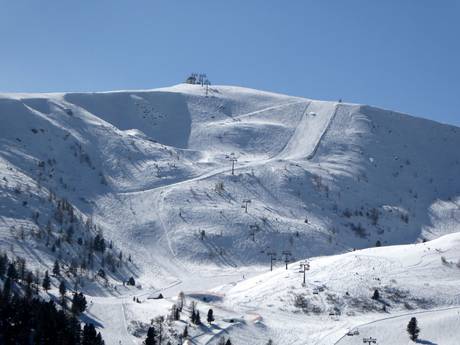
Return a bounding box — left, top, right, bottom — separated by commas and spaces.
1, 83, 460, 344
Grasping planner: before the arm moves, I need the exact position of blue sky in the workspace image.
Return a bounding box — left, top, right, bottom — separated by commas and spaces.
1, 1, 459, 126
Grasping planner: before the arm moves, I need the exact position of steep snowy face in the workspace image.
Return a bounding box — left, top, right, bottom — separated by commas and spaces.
0, 84, 459, 283
310, 104, 460, 242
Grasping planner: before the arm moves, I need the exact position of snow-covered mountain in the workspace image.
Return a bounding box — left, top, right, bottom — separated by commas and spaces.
1, 83, 459, 344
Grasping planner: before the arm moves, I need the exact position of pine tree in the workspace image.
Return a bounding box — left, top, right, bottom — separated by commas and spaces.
189, 300, 197, 323
145, 326, 156, 345
7, 263, 18, 280
71, 292, 87, 315
225, 339, 232, 345
25, 271, 34, 300
372, 289, 380, 300
2, 277, 12, 299
182, 325, 188, 339
154, 316, 164, 344
207, 309, 215, 324
53, 260, 61, 276
17, 257, 26, 281
178, 291, 185, 311
82, 323, 104, 345
95, 332, 104, 345
175, 307, 180, 321
42, 270, 51, 291
93, 233, 106, 253
407, 317, 420, 341
68, 316, 82, 344
59, 280, 66, 296
0, 253, 8, 277
59, 280, 67, 307
170, 304, 180, 321
195, 310, 201, 325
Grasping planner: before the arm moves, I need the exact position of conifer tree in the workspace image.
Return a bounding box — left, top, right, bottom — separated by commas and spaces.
154, 316, 164, 344
372, 289, 380, 300
195, 310, 201, 325
2, 277, 12, 299
0, 253, 8, 277
59, 280, 67, 307
407, 317, 420, 342
71, 292, 87, 315
42, 270, 51, 291
7, 263, 18, 280
207, 309, 215, 324
145, 326, 156, 345
82, 323, 104, 345
53, 260, 61, 276
182, 325, 188, 339
59, 280, 66, 296
190, 310, 196, 324
178, 291, 185, 311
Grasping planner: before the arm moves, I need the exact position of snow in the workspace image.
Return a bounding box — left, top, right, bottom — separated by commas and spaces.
1, 83, 460, 344
335, 307, 460, 345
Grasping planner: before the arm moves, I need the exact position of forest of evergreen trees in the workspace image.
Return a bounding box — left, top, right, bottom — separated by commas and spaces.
0, 252, 105, 344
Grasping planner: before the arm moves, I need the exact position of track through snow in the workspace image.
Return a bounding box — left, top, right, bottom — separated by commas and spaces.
278, 101, 338, 161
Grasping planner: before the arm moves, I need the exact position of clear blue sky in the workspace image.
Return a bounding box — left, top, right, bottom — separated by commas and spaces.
1, 1, 459, 126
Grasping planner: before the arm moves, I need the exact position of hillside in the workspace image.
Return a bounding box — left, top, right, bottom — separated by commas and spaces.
1, 83, 460, 344
221, 232, 460, 344
2, 83, 460, 277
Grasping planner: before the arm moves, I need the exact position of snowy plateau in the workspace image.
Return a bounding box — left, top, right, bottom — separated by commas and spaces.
1, 83, 460, 344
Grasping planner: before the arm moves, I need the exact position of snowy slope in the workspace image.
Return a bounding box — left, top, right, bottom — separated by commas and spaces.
1, 83, 460, 278
1, 83, 460, 344
220, 233, 460, 344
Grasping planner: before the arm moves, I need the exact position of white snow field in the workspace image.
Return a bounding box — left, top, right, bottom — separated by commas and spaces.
223, 232, 460, 344
1, 83, 460, 344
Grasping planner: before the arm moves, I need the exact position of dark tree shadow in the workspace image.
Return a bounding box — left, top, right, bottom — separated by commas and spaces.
80, 312, 104, 329
416, 339, 438, 345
